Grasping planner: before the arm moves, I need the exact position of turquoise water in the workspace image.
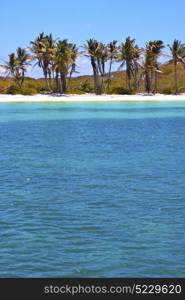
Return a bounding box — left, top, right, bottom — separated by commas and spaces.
0, 101, 185, 277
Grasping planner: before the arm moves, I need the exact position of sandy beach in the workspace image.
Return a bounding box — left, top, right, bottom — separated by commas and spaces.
1, 93, 185, 102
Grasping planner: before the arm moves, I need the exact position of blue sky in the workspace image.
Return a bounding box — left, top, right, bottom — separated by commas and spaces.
1, 0, 185, 77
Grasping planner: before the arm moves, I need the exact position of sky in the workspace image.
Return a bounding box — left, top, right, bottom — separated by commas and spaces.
1, 0, 185, 77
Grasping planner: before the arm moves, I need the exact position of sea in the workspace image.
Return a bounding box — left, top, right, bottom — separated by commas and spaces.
0, 100, 185, 277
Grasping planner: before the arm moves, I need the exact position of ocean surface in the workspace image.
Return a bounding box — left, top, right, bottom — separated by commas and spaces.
0, 100, 185, 277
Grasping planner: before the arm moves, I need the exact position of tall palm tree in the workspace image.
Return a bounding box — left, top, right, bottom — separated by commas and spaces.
68, 43, 78, 90
118, 37, 139, 92
107, 40, 118, 90
16, 47, 31, 87
30, 33, 47, 87
46, 34, 56, 88
30, 33, 55, 91
142, 40, 164, 93
1, 48, 30, 87
53, 39, 73, 93
178, 49, 185, 89
1, 53, 18, 80
143, 44, 153, 93
84, 39, 102, 95
168, 39, 185, 94
144, 40, 164, 93
152, 40, 164, 93
132, 45, 141, 92
96, 42, 108, 92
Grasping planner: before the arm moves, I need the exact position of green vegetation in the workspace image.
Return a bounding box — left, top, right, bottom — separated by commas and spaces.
0, 48, 31, 88
143, 40, 164, 93
1, 35, 185, 95
117, 37, 140, 93
30, 33, 78, 93
7, 86, 37, 95
168, 40, 185, 94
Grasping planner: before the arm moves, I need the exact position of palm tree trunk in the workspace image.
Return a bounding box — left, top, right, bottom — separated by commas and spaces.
133, 69, 137, 92
94, 74, 101, 95
20, 70, 25, 88
126, 63, 132, 92
125, 62, 128, 90
127, 71, 131, 91
138, 73, 143, 92
100, 75, 105, 94
153, 71, 158, 94
48, 69, 52, 90
44, 70, 50, 91
174, 61, 178, 94
60, 72, 67, 93
125, 72, 128, 89
55, 71, 59, 92
107, 59, 113, 91
68, 68, 73, 91
60, 75, 63, 94
91, 57, 101, 95
145, 71, 150, 93
150, 70, 153, 93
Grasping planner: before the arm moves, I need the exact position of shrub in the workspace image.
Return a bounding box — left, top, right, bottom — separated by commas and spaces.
79, 80, 94, 93
69, 89, 86, 95
7, 86, 22, 95
25, 81, 45, 92
21, 87, 38, 95
108, 86, 135, 95
160, 87, 173, 94
178, 86, 185, 93
0, 79, 11, 93
7, 86, 37, 95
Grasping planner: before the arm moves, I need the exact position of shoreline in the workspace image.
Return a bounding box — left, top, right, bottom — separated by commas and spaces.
1, 93, 185, 102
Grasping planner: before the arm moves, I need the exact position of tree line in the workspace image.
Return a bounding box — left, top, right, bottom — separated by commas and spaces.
1, 34, 185, 95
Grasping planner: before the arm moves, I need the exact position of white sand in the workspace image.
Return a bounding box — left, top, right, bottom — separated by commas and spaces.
1, 93, 185, 102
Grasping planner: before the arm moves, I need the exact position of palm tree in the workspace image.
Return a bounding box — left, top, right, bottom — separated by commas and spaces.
30, 33, 55, 91
96, 42, 108, 92
106, 40, 117, 90
144, 42, 156, 93
144, 40, 164, 93
1, 53, 18, 80
1, 48, 30, 87
68, 43, 78, 90
168, 39, 185, 94
178, 49, 185, 88
142, 40, 164, 93
152, 40, 164, 93
118, 37, 139, 92
30, 33, 47, 88
46, 34, 56, 88
132, 45, 141, 92
143, 45, 153, 93
53, 39, 73, 93
16, 47, 31, 87
84, 39, 102, 95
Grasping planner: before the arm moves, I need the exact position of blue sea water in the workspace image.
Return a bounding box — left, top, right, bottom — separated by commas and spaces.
0, 100, 185, 278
